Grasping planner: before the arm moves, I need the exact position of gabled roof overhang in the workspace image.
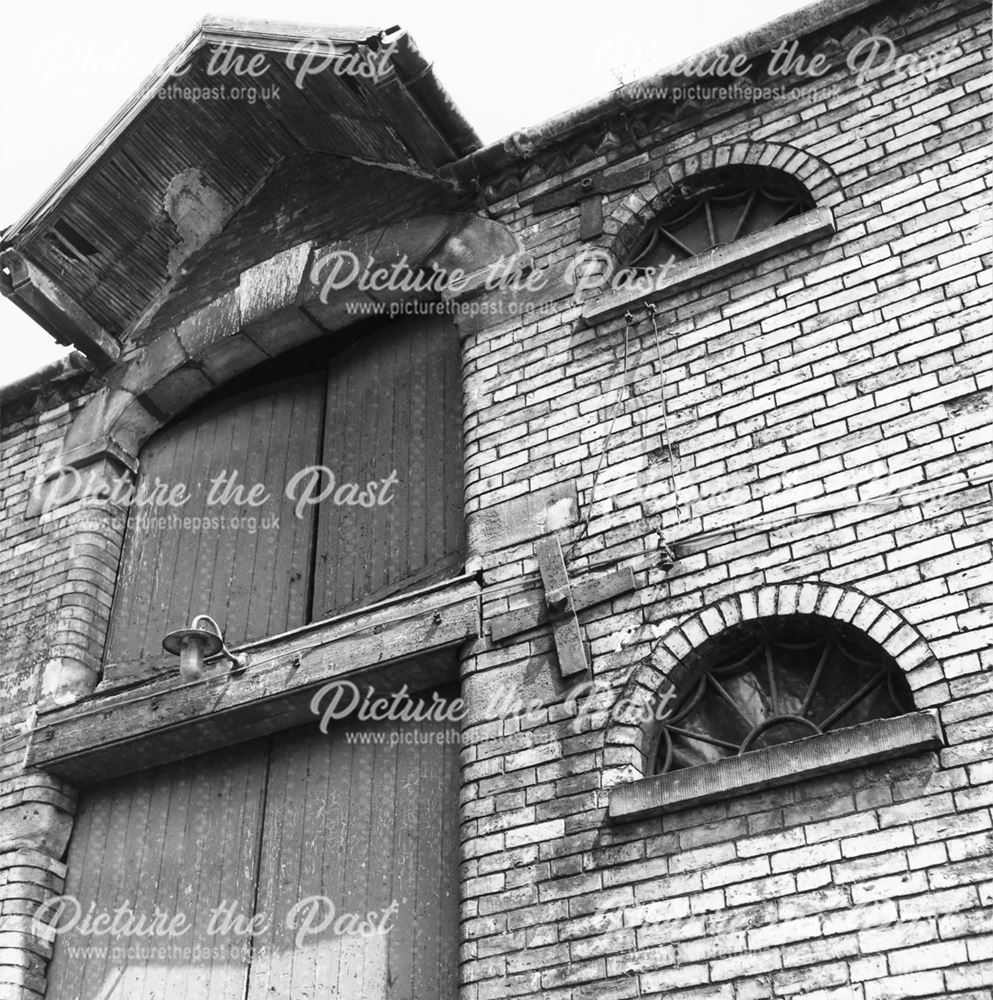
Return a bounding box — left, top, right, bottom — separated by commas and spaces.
1, 17, 481, 368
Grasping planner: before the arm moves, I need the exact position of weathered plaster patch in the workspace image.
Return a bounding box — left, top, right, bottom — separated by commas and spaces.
164, 168, 229, 274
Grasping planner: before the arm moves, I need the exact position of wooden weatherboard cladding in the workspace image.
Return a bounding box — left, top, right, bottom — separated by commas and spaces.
609, 711, 944, 821
28, 576, 480, 784
45, 708, 460, 1000
104, 313, 466, 686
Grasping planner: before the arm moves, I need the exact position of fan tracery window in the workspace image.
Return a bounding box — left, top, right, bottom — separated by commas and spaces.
629, 166, 814, 270
654, 616, 914, 775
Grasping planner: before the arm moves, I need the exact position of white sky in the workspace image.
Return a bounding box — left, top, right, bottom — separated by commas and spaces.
1, 0, 810, 385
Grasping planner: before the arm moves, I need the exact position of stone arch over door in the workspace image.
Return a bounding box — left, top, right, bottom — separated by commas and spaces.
34, 211, 520, 704
597, 140, 844, 267
602, 582, 941, 786
47, 212, 521, 477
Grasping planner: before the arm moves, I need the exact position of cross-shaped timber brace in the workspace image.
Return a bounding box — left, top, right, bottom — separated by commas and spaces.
490, 534, 637, 678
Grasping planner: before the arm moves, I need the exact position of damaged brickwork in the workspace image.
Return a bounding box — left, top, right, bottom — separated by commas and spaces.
0, 1, 990, 998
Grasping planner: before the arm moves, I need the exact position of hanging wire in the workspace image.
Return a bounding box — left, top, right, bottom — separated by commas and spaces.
562, 302, 685, 571
647, 302, 683, 526
674, 473, 993, 546
22, 473, 986, 751
563, 311, 634, 561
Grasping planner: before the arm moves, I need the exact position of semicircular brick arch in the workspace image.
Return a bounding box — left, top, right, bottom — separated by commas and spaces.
49, 212, 521, 484
601, 581, 940, 787
600, 140, 844, 265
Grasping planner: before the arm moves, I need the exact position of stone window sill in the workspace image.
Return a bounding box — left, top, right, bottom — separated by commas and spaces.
608, 710, 943, 821
582, 207, 836, 327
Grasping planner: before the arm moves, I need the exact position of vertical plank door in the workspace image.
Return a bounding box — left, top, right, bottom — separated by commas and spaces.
311, 315, 465, 621
45, 741, 270, 1000
103, 373, 325, 685
245, 693, 461, 1000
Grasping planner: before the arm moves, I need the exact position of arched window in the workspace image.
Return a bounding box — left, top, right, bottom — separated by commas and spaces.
654, 616, 914, 775
628, 166, 814, 270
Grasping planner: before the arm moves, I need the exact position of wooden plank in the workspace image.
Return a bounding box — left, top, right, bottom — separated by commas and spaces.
316, 727, 350, 997
182, 397, 232, 657
389, 320, 413, 593
103, 373, 325, 685
410, 701, 459, 999
143, 427, 188, 668
356, 325, 381, 602
361, 727, 395, 991
425, 318, 448, 582
438, 708, 461, 990
414, 726, 440, 997
339, 715, 375, 999
210, 395, 252, 643
579, 195, 604, 239
535, 535, 588, 678
270, 373, 325, 631
407, 319, 430, 592
116, 772, 156, 999
369, 324, 395, 611
229, 391, 274, 643
390, 713, 418, 997
246, 699, 458, 999
312, 315, 464, 621
44, 742, 267, 999
30, 578, 480, 782
245, 731, 299, 1000
313, 337, 349, 615
490, 565, 637, 642
443, 316, 466, 571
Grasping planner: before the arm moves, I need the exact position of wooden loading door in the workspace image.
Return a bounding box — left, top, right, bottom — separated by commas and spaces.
103, 314, 465, 687
312, 315, 465, 618
45, 706, 460, 999
103, 372, 326, 681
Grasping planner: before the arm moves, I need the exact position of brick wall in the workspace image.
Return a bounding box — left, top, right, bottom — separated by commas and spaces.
0, 1, 989, 998
0, 367, 102, 721
0, 365, 95, 1000
457, 2, 991, 997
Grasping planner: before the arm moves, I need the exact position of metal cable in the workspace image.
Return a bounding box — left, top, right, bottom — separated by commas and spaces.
564, 312, 634, 561
647, 302, 683, 525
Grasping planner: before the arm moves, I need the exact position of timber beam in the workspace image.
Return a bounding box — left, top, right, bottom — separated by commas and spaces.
27, 576, 480, 784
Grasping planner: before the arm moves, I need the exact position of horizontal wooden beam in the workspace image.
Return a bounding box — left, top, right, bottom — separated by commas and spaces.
490, 565, 636, 642
1, 250, 120, 369
27, 577, 480, 784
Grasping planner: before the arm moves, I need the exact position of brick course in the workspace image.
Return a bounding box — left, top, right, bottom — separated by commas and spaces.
0, 1, 990, 998
456, 3, 991, 998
